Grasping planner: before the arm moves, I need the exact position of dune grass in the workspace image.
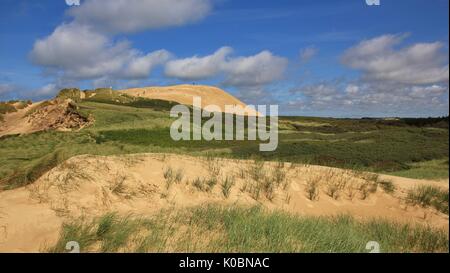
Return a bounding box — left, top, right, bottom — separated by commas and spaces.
388, 159, 449, 180
0, 149, 69, 190
47, 205, 449, 253
0, 101, 17, 114
407, 185, 449, 214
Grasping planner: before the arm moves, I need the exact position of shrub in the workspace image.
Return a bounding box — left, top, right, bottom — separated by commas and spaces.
263, 176, 276, 201
407, 185, 449, 214
378, 179, 396, 194
192, 177, 217, 192
305, 176, 320, 201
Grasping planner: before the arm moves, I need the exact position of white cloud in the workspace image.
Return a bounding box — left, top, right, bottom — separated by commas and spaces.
165, 47, 288, 87
125, 50, 172, 79
409, 85, 448, 98
299, 46, 317, 63
69, 0, 212, 33
223, 51, 288, 87
290, 81, 449, 116
31, 24, 109, 72
30, 0, 213, 85
35, 83, 59, 96
30, 23, 171, 80
165, 47, 232, 80
345, 84, 359, 95
342, 34, 449, 85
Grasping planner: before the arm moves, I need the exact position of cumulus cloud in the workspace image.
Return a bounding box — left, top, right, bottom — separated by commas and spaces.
223, 51, 288, 87
342, 34, 449, 85
0, 82, 66, 101
289, 80, 449, 116
69, 0, 212, 34
124, 50, 172, 79
165, 47, 288, 87
345, 84, 359, 95
165, 47, 232, 80
30, 23, 172, 80
30, 0, 213, 86
235, 86, 278, 105
35, 83, 59, 96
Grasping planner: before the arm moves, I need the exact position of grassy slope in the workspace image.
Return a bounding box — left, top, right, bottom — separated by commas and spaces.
48, 205, 449, 253
0, 99, 448, 189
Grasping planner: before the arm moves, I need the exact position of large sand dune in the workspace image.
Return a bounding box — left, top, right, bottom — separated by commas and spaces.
0, 153, 447, 252
119, 84, 260, 116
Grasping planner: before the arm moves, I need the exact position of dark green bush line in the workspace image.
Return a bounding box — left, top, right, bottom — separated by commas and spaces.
281, 116, 449, 133
92, 126, 448, 172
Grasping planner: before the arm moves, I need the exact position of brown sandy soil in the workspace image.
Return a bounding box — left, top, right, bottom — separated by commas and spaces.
119, 84, 261, 116
0, 99, 92, 137
0, 102, 41, 136
0, 153, 448, 252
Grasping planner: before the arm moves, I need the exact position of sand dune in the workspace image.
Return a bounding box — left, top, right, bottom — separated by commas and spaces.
0, 153, 447, 252
0, 99, 92, 137
119, 84, 261, 116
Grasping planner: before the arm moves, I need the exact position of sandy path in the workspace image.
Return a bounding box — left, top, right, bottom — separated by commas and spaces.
0, 153, 448, 252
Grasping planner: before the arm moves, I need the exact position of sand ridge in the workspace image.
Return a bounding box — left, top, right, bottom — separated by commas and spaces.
0, 153, 448, 252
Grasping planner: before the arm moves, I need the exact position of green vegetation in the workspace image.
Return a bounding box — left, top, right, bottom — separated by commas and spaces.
221, 176, 235, 198
378, 179, 396, 194
0, 92, 448, 190
0, 102, 17, 114
56, 88, 83, 102
47, 205, 449, 253
0, 101, 21, 121
389, 159, 449, 180
407, 185, 449, 214
0, 149, 68, 190
163, 166, 184, 189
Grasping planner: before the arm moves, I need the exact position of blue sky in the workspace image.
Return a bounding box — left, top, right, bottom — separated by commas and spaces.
0, 0, 448, 117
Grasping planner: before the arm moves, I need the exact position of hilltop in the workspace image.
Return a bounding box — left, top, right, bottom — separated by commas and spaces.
119, 84, 260, 116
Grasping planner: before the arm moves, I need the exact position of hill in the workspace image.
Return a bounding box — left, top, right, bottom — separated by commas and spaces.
118, 84, 260, 116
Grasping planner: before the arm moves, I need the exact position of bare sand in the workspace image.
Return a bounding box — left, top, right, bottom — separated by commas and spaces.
0, 100, 91, 137
119, 84, 261, 116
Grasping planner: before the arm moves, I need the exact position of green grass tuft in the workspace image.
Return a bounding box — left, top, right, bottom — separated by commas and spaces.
407, 185, 449, 214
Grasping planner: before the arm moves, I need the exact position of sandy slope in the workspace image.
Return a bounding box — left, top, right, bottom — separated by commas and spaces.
0, 102, 41, 136
0, 153, 448, 252
119, 84, 261, 116
0, 100, 91, 137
